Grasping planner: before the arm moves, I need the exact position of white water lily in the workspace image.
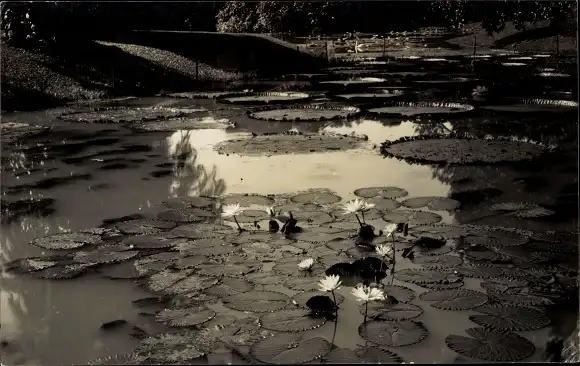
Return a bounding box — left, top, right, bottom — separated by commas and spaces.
341, 198, 366, 214
352, 284, 385, 302
298, 257, 315, 270
221, 203, 243, 217
221, 203, 244, 231
375, 244, 393, 258
384, 223, 398, 238
319, 275, 342, 292
472, 86, 488, 97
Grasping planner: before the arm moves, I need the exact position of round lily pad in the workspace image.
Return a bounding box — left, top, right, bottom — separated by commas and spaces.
130, 117, 233, 132
219, 92, 310, 105
480, 99, 578, 113
169, 224, 228, 239
31, 263, 96, 280
380, 134, 551, 165
354, 186, 408, 199
401, 196, 460, 211
382, 210, 442, 225
332, 90, 407, 102
215, 132, 366, 156
166, 91, 251, 99
249, 105, 360, 122
74, 248, 139, 265
283, 277, 321, 292
419, 289, 488, 310
323, 346, 404, 363
162, 196, 216, 209
469, 304, 550, 331
411, 224, 465, 239
121, 234, 185, 250
134, 252, 180, 276
445, 327, 535, 362
30, 231, 102, 250
221, 193, 274, 207
381, 285, 416, 303
368, 102, 474, 117
396, 268, 462, 285
196, 262, 260, 278
155, 306, 216, 327
290, 189, 342, 205
223, 291, 290, 312
319, 77, 387, 87
58, 107, 188, 124
250, 333, 332, 364
4, 257, 60, 273
412, 255, 463, 269
363, 302, 424, 321
86, 353, 140, 365
359, 320, 428, 347
133, 331, 209, 362
260, 309, 327, 332
205, 277, 254, 298
115, 219, 176, 235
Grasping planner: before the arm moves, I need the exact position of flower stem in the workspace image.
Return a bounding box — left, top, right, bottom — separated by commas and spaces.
390, 236, 396, 284
361, 210, 366, 224
331, 290, 338, 320
364, 301, 368, 324
354, 213, 363, 228
233, 215, 242, 231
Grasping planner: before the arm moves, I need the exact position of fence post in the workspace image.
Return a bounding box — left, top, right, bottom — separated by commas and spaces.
472, 35, 476, 56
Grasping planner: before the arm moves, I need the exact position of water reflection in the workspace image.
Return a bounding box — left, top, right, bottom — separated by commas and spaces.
165, 130, 227, 198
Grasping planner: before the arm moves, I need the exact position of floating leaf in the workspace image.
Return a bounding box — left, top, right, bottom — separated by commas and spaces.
411, 225, 465, 239
74, 248, 139, 265
196, 262, 260, 278
4, 257, 59, 273
260, 309, 326, 332
30, 231, 102, 250
469, 305, 550, 331
121, 234, 186, 250
115, 219, 176, 235
381, 285, 416, 303
86, 353, 141, 365
31, 263, 95, 279
290, 190, 342, 205
249, 333, 332, 364
293, 227, 348, 243
162, 196, 215, 209
283, 277, 320, 292
383, 210, 442, 225
402, 196, 460, 211
363, 302, 424, 321
419, 289, 488, 310
157, 207, 214, 223
412, 255, 463, 269
134, 331, 208, 363
359, 320, 428, 347
445, 327, 535, 362
396, 268, 461, 285
205, 278, 254, 297
134, 252, 180, 276
490, 293, 554, 306
490, 202, 539, 212
165, 275, 219, 296
223, 291, 290, 312
221, 194, 274, 207
354, 186, 408, 199
155, 306, 216, 327
508, 207, 555, 219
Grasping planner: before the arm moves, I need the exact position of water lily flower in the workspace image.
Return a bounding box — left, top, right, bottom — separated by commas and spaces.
472, 85, 488, 96
221, 203, 243, 231
384, 223, 398, 238
352, 284, 385, 323
375, 244, 393, 258
298, 257, 315, 271
342, 198, 374, 225
319, 275, 342, 292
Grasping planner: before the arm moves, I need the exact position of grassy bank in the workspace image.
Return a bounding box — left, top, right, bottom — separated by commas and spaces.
1, 31, 326, 112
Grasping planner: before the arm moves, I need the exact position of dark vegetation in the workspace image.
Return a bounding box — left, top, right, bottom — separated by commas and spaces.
0, 1, 577, 112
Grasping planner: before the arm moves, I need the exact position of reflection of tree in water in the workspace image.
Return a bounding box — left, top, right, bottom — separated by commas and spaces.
166, 130, 226, 198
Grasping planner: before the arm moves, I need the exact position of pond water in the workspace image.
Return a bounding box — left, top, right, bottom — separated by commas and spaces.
1, 54, 578, 365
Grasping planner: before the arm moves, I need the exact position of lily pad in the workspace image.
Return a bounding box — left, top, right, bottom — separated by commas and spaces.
382, 210, 442, 225
162, 196, 216, 209
115, 219, 176, 235
354, 186, 409, 199
30, 231, 102, 250
319, 77, 387, 87
419, 289, 488, 310
363, 302, 424, 321
32, 263, 95, 280
284, 277, 322, 292
359, 320, 428, 347
134, 252, 181, 276
221, 194, 274, 207
333, 90, 406, 102
469, 305, 550, 331
290, 189, 342, 205
157, 207, 215, 223
169, 224, 229, 239
445, 327, 535, 362
380, 134, 551, 165
260, 309, 327, 332
323, 346, 404, 363
196, 262, 260, 278
401, 196, 460, 211
134, 331, 208, 363
215, 132, 366, 156
74, 248, 139, 265
155, 306, 216, 327
411, 224, 465, 239
205, 277, 254, 297
86, 353, 141, 365
178, 239, 236, 257
396, 268, 462, 285
249, 105, 360, 122
130, 117, 233, 132
223, 291, 290, 312
121, 234, 186, 250
480, 99, 578, 113
292, 227, 348, 243
166, 91, 250, 99
368, 102, 474, 117
368, 197, 402, 211
412, 255, 463, 269
381, 285, 416, 303
249, 333, 332, 364
58, 107, 187, 124
220, 92, 310, 104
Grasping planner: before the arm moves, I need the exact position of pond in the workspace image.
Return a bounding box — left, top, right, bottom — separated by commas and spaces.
1, 53, 578, 365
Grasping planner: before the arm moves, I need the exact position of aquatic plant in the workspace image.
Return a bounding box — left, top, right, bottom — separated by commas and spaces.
220, 203, 244, 231
471, 86, 488, 101
341, 198, 375, 227
318, 274, 342, 319
352, 284, 385, 324
298, 257, 315, 271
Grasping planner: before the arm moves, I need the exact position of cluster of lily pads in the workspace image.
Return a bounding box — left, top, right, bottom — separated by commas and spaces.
4, 187, 578, 364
